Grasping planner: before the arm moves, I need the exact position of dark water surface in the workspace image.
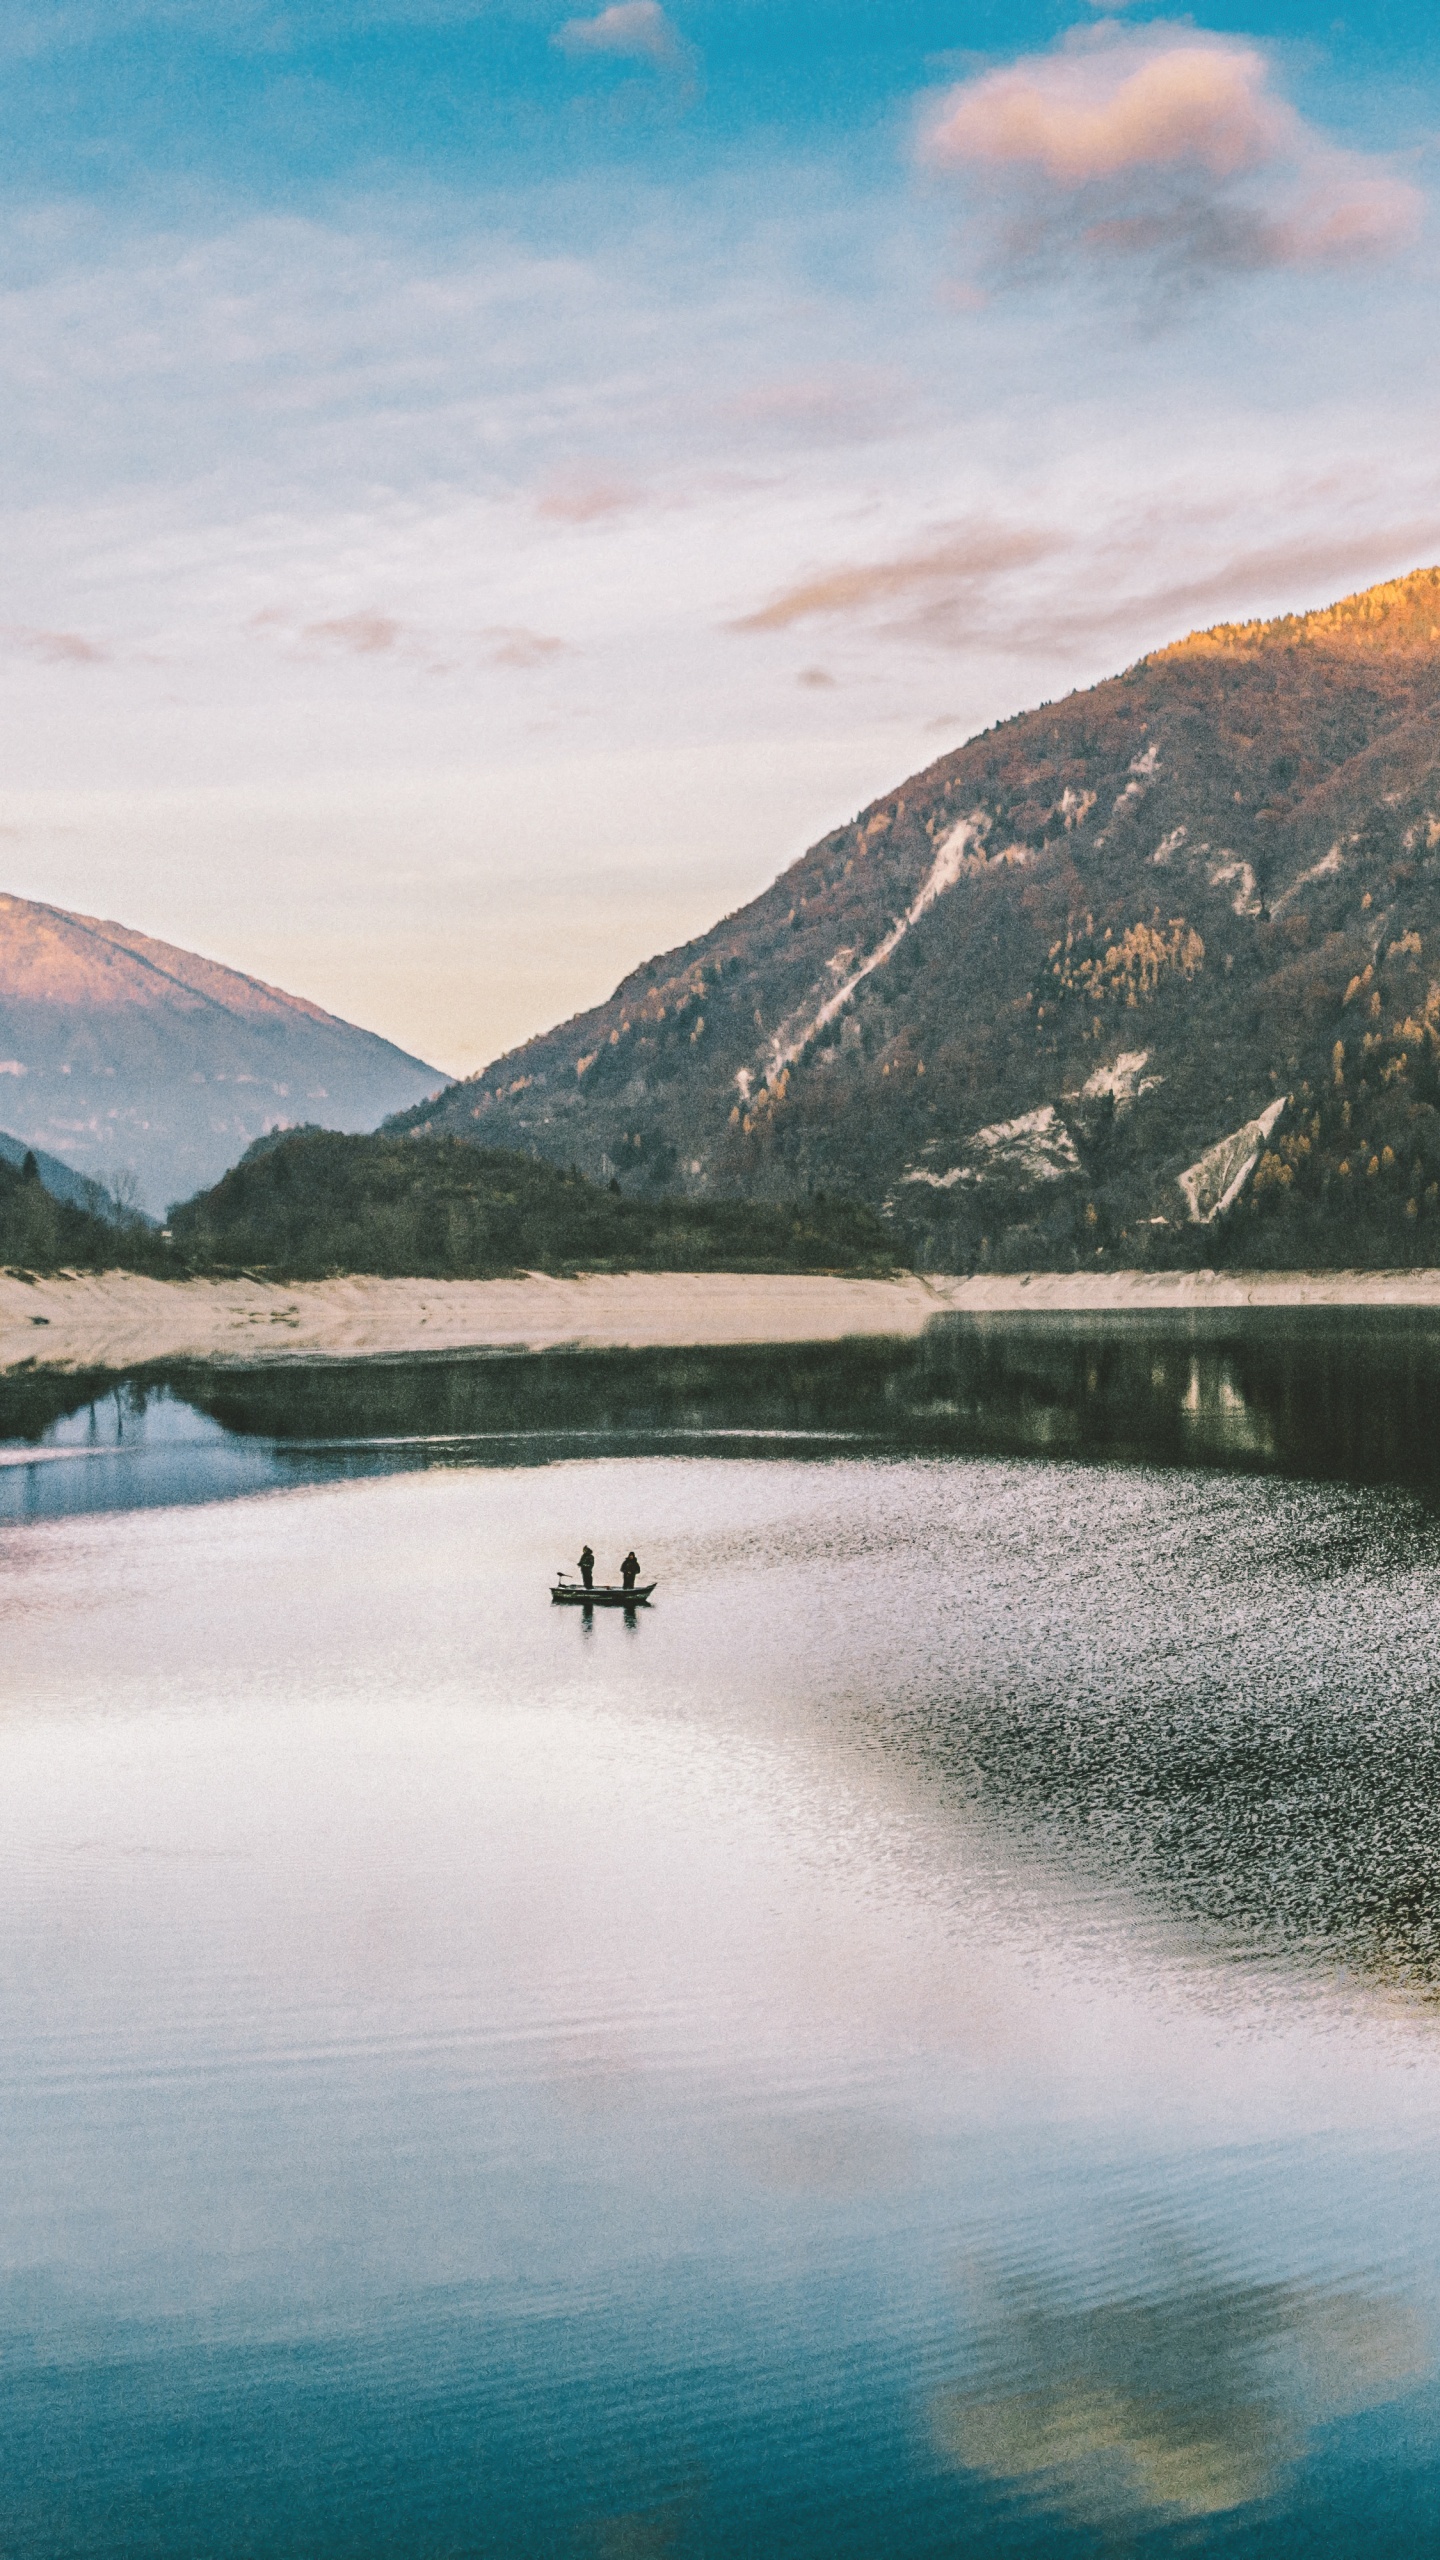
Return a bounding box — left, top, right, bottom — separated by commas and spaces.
8, 1317, 1440, 2553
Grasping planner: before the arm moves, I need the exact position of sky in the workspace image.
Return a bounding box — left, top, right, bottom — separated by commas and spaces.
3, 2, 1440, 1075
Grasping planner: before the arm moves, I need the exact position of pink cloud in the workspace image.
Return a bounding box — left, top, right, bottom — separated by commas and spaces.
486, 628, 568, 668
553, 1, 685, 70
254, 613, 569, 676
304, 613, 403, 655
1270, 173, 1422, 265
721, 368, 906, 445
928, 40, 1286, 186
1039, 522, 1440, 656
922, 26, 1422, 284
732, 523, 1060, 634
536, 471, 640, 522
9, 627, 108, 664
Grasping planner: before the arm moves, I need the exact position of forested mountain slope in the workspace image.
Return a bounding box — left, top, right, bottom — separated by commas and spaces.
394, 568, 1440, 1269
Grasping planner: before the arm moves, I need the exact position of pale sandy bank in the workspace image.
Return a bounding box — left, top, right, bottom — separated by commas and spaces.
5, 1264, 1440, 1376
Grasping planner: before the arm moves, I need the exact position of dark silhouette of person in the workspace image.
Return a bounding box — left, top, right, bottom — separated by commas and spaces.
578, 1544, 595, 1591
620, 1550, 640, 1592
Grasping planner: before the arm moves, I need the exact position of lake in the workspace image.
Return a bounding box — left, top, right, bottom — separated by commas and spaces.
7, 1314, 1440, 2555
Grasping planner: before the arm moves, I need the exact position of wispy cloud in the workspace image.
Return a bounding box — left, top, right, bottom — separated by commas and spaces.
922, 23, 1423, 290
251, 608, 569, 675
486, 627, 568, 668
1, 4, 539, 60
536, 471, 641, 523
731, 523, 1061, 635
6, 626, 108, 663
304, 611, 403, 654
721, 367, 907, 448
1032, 520, 1440, 658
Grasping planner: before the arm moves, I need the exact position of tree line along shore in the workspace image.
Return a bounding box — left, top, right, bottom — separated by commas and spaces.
9, 1121, 1440, 1285
0, 1129, 898, 1280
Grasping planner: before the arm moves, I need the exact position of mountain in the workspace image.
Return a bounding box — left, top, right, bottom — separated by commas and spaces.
0, 1128, 129, 1221
393, 566, 1440, 1270
0, 1146, 164, 1273
0, 895, 443, 1214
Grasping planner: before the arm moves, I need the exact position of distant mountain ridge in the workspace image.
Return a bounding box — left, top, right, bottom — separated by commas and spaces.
394, 565, 1440, 1268
0, 895, 442, 1212
0, 1128, 128, 1221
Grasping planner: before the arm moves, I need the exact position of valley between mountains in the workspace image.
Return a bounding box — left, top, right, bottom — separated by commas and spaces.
396, 566, 1440, 1271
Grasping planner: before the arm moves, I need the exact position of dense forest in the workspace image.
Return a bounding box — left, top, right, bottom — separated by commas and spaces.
10, 1107, 1440, 1276
940, 935, 1440, 1274
13, 1098, 1440, 1281
165, 1129, 900, 1277
1150, 972, 1440, 1274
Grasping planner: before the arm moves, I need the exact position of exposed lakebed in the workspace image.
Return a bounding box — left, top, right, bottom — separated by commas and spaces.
6, 1316, 1440, 2554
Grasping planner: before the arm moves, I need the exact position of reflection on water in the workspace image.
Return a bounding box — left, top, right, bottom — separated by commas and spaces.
935, 2259, 1428, 2527
8, 1323, 1440, 2550
0, 1377, 297, 1522
14, 1306, 1440, 1507
168, 1305, 1440, 1486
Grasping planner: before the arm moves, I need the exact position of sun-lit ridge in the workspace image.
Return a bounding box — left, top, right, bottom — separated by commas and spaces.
1163, 564, 1440, 660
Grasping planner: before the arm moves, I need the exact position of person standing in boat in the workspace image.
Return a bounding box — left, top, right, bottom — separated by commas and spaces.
578, 1544, 595, 1591
620, 1550, 640, 1593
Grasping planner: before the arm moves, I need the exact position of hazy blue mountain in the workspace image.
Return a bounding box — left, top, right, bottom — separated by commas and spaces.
0, 894, 443, 1214
0, 1128, 130, 1221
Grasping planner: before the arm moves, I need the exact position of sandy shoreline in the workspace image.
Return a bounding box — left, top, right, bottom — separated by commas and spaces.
6, 1263, 1440, 1375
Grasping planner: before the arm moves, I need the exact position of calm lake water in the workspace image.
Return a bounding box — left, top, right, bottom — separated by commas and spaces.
8, 1316, 1440, 2555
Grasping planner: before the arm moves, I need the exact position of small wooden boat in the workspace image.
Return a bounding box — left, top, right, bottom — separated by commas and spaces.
551, 1576, 656, 1607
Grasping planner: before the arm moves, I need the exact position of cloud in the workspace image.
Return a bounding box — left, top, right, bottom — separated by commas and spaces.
486, 627, 568, 668
1011, 517, 1440, 659
303, 612, 403, 654
728, 491, 1440, 670
553, 1, 686, 71
7, 626, 108, 663
731, 523, 1060, 635
721, 368, 907, 447
922, 25, 1422, 287
256, 608, 569, 674
536, 471, 640, 522
929, 38, 1286, 187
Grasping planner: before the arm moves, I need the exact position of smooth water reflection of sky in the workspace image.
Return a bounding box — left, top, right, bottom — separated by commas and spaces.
6, 1405, 1440, 2551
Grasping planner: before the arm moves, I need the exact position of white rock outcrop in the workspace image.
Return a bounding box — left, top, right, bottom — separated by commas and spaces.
906, 1104, 1082, 1190
1178, 1097, 1286, 1225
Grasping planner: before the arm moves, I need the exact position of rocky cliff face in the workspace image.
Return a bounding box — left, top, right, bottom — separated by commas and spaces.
395, 567, 1440, 1268
0, 896, 442, 1213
